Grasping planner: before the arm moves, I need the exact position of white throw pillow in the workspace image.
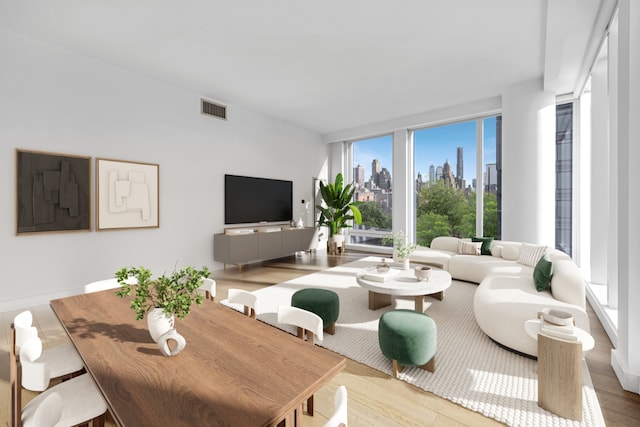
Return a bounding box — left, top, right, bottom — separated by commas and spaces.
458, 241, 481, 255
491, 244, 503, 258
517, 243, 547, 267
501, 245, 520, 261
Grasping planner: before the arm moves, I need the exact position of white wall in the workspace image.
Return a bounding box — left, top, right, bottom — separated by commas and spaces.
0, 28, 326, 311
501, 78, 556, 245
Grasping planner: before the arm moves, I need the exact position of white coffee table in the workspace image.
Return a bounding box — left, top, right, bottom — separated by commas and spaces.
356, 266, 452, 312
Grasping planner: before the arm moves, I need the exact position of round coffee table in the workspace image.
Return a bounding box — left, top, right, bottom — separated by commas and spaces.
356, 266, 452, 312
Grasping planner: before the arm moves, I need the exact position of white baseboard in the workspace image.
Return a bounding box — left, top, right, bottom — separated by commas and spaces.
612, 349, 640, 394
0, 289, 75, 313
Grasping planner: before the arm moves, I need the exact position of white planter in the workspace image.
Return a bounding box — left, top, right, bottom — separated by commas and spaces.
147, 308, 175, 343
403, 258, 410, 271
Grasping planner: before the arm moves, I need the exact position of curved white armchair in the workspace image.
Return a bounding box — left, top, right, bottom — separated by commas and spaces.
228, 288, 258, 318
324, 385, 348, 427
19, 335, 85, 392
277, 305, 323, 344
198, 277, 217, 301
21, 391, 62, 427
84, 278, 121, 294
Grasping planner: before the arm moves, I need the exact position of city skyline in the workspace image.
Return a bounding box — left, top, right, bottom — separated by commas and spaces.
352, 117, 497, 187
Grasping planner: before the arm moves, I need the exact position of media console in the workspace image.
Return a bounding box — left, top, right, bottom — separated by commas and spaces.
214, 226, 318, 271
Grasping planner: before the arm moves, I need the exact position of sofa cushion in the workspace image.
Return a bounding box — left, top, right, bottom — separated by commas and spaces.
502, 245, 520, 260
411, 246, 454, 270
551, 259, 587, 309
472, 237, 493, 255
517, 243, 547, 267
533, 254, 553, 291
430, 236, 461, 253
490, 244, 503, 258
448, 255, 532, 283
458, 241, 481, 255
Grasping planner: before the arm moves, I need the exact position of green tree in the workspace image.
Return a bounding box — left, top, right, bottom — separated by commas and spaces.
358, 201, 392, 230
483, 192, 498, 238
416, 212, 450, 246
417, 181, 469, 237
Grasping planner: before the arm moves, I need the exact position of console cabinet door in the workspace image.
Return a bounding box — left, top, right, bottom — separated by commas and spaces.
258, 232, 282, 260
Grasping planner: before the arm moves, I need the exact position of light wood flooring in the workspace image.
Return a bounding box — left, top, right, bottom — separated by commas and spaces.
2, 250, 640, 426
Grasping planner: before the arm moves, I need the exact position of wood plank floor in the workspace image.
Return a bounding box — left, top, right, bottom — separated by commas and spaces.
2, 250, 639, 426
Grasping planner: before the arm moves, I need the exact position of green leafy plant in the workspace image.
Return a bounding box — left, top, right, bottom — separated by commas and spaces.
115, 265, 211, 320
316, 172, 363, 237
382, 231, 417, 260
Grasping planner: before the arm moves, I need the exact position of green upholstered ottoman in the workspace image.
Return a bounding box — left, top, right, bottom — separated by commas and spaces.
378, 309, 437, 377
291, 288, 339, 335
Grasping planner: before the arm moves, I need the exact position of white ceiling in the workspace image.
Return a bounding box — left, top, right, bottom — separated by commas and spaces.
0, 0, 606, 135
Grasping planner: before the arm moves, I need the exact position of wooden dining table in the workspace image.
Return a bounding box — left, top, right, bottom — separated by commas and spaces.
50, 290, 346, 427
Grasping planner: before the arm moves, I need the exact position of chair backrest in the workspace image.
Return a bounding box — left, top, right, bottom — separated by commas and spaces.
198, 278, 217, 301
19, 336, 51, 392
14, 311, 38, 349
10, 324, 22, 427
228, 289, 258, 318
24, 392, 63, 427
84, 278, 121, 294
324, 385, 348, 427
277, 305, 323, 344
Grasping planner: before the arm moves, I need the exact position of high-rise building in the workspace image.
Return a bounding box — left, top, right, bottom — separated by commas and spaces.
354, 164, 365, 187
442, 160, 455, 187
371, 159, 381, 186
379, 167, 392, 190
429, 164, 435, 184
486, 163, 497, 193
435, 165, 443, 182
456, 147, 464, 189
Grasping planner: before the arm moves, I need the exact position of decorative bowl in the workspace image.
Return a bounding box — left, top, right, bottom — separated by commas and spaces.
540, 308, 574, 326
414, 266, 431, 281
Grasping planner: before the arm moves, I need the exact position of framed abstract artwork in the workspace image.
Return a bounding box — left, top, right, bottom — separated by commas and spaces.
96, 158, 159, 230
16, 149, 91, 234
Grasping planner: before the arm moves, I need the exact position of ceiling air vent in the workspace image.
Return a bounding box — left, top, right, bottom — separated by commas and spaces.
201, 99, 227, 120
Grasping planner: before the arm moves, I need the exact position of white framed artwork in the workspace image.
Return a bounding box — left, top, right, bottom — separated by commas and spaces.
96, 158, 159, 230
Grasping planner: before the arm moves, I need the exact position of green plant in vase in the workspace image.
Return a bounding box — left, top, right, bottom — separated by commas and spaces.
316, 172, 362, 253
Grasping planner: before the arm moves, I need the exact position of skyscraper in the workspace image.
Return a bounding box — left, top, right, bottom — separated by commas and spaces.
442, 160, 455, 187
429, 164, 435, 184
354, 164, 365, 187
371, 159, 381, 186
486, 163, 497, 193
456, 147, 464, 190
436, 165, 443, 182
379, 167, 392, 190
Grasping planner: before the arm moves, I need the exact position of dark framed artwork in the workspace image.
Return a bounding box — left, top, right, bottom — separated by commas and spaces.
16, 149, 91, 234
96, 158, 159, 230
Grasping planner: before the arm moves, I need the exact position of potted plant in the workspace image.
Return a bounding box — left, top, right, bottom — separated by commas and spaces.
316, 172, 362, 254
115, 265, 210, 342
382, 231, 417, 270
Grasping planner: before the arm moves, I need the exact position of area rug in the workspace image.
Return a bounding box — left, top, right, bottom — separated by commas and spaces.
222, 257, 605, 427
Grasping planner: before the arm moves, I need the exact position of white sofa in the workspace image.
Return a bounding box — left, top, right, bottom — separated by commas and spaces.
411, 236, 589, 357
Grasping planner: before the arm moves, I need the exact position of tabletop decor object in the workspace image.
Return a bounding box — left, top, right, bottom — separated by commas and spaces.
383, 231, 417, 270
414, 266, 432, 281
115, 265, 210, 353
376, 258, 391, 273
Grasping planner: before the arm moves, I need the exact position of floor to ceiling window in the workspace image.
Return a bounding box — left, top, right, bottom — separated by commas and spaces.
413, 117, 500, 246
348, 134, 393, 246
556, 102, 573, 256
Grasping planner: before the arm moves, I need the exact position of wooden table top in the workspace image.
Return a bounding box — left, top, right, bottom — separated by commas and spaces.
50, 290, 345, 427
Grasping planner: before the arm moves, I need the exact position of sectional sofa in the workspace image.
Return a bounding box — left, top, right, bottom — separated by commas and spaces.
410, 236, 589, 357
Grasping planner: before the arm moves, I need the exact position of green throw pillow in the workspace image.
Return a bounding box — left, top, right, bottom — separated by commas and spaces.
533, 254, 553, 291
472, 237, 494, 256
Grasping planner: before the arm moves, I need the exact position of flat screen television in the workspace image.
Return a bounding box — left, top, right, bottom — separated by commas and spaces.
225, 174, 293, 224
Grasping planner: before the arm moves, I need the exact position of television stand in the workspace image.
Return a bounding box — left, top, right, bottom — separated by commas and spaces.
214, 226, 318, 271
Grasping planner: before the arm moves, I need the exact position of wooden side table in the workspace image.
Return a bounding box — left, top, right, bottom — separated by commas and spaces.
524, 319, 594, 421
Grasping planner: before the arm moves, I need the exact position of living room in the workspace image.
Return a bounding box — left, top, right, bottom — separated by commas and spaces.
1, 1, 639, 426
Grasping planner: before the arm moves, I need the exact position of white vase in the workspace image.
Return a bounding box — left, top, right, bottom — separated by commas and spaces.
403, 258, 410, 271
147, 308, 175, 343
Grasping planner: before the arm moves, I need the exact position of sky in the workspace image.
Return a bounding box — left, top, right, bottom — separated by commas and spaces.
353, 117, 497, 186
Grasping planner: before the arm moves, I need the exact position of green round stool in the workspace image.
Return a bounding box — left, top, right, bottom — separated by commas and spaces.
378, 309, 437, 377
291, 288, 339, 335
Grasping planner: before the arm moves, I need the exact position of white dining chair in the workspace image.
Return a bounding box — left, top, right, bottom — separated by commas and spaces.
277, 305, 324, 417
277, 305, 323, 344
19, 335, 85, 392
13, 338, 107, 427
198, 277, 217, 301
84, 277, 121, 293
323, 385, 348, 427
228, 288, 258, 318
13, 311, 38, 350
